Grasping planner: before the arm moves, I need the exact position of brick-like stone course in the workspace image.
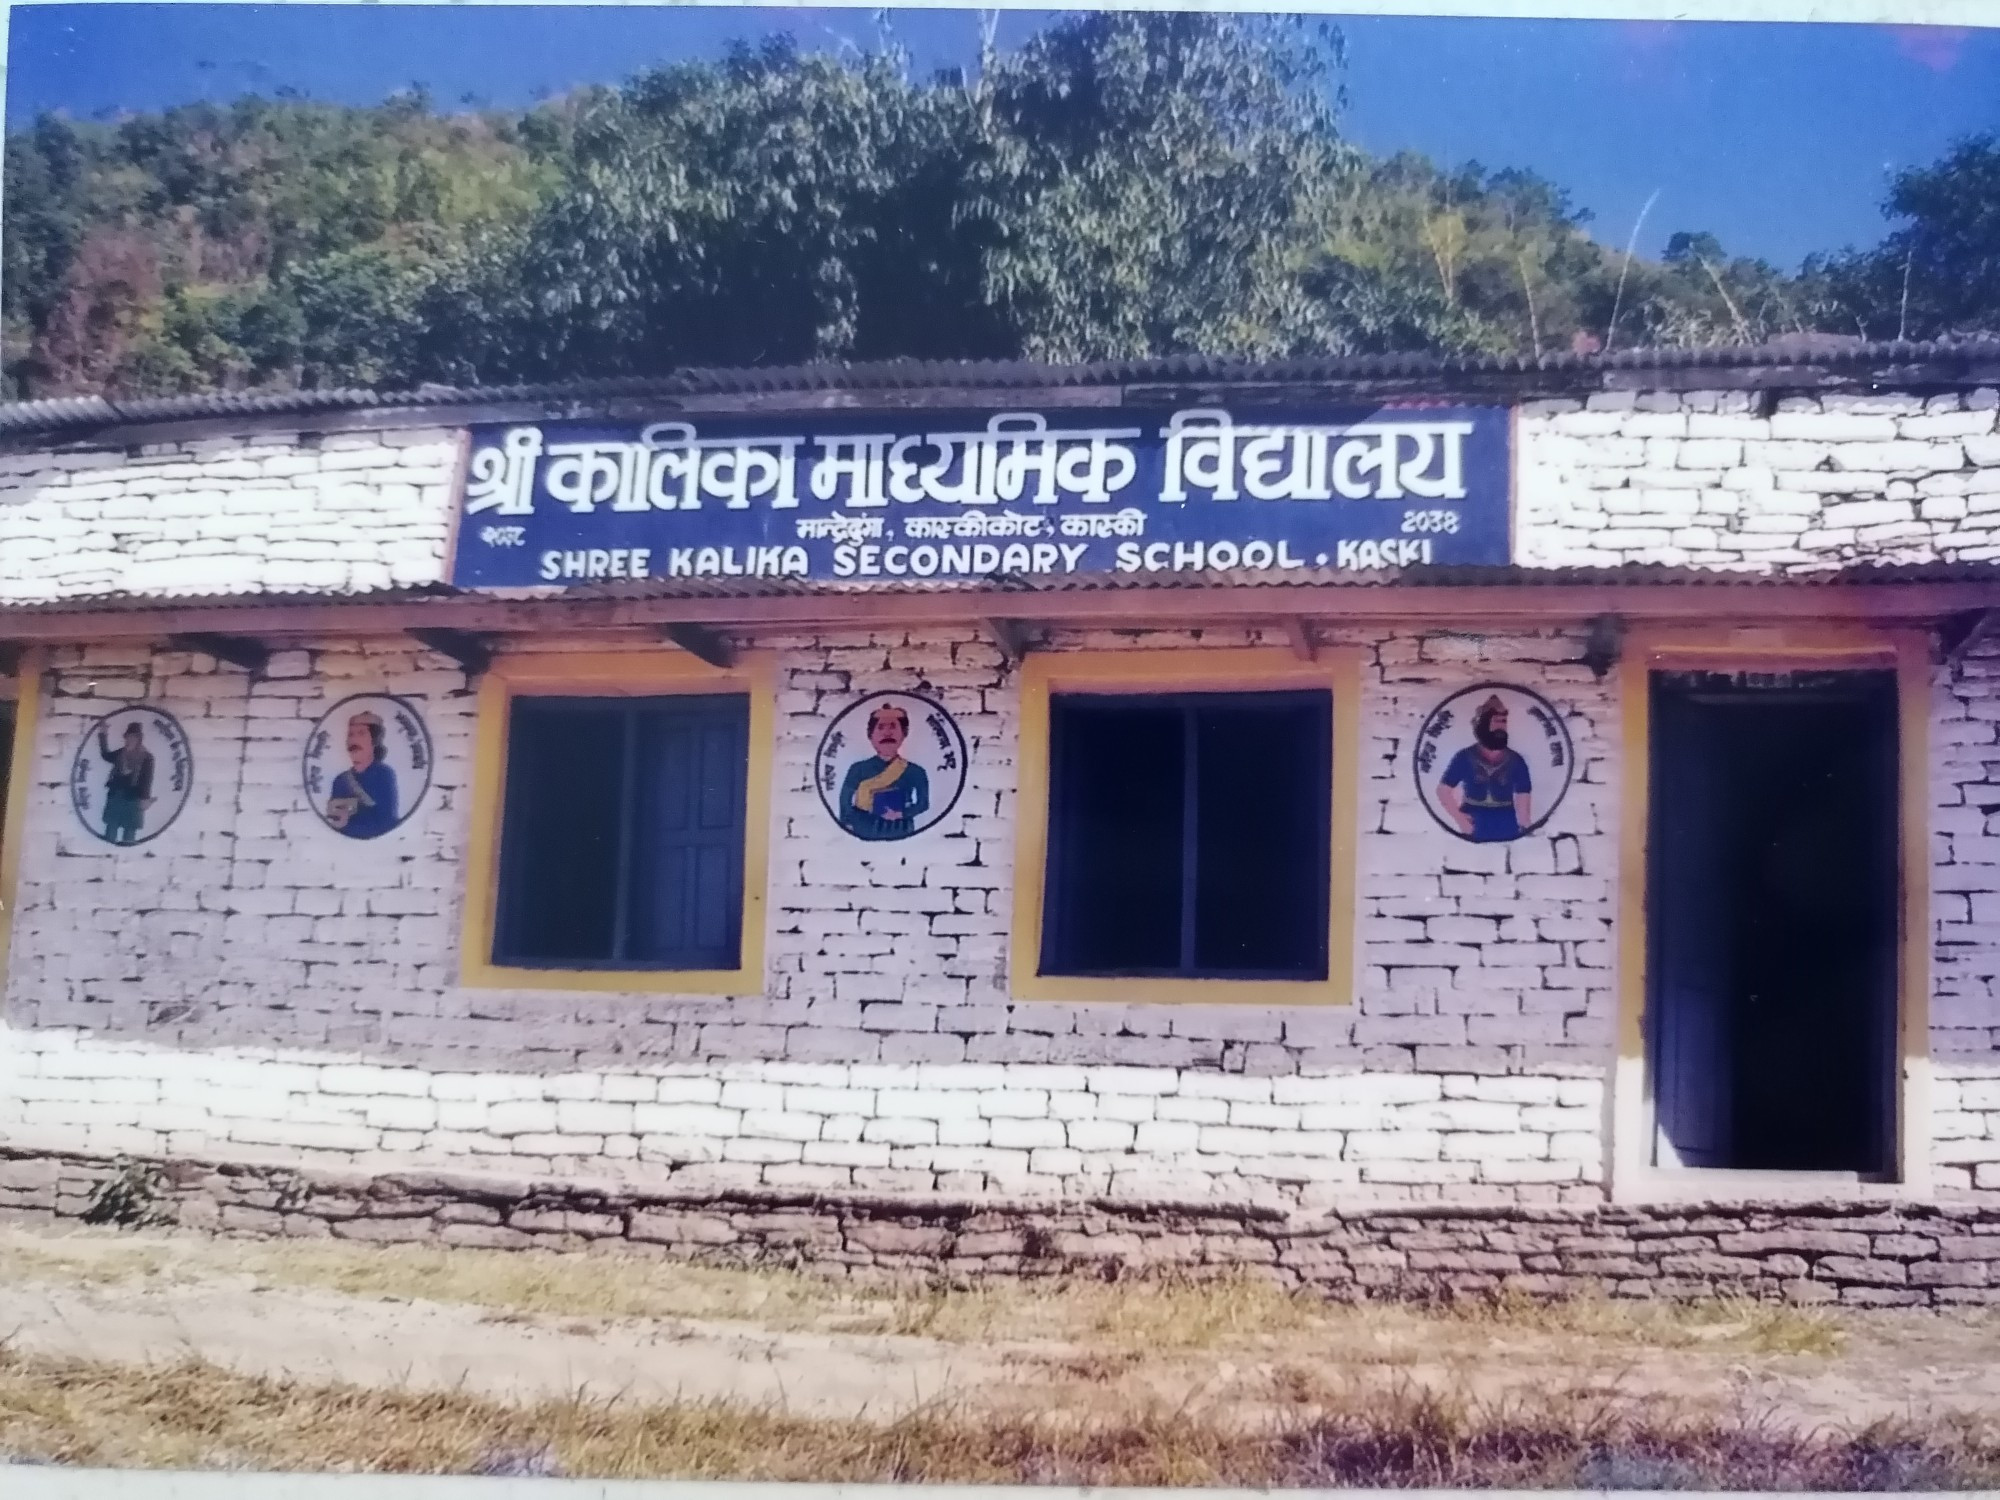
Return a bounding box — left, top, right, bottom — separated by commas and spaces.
7, 1145, 1997, 1307
0, 429, 457, 604
1519, 388, 2000, 569
5, 390, 2000, 1212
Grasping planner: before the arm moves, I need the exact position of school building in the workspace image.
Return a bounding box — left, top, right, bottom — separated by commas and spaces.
4, 342, 2000, 1301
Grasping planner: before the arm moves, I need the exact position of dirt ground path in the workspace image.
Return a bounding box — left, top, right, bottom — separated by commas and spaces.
4, 1222, 1999, 1433
0, 1274, 1020, 1414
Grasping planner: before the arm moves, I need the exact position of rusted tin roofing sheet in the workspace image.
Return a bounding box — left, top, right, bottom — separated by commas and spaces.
5, 338, 2000, 442
5, 562, 2000, 620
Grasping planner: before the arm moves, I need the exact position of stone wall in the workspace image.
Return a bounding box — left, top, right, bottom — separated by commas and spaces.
1518, 388, 2000, 569
0, 618, 1625, 1206
0, 429, 457, 604
3, 622, 2000, 1204
5, 1146, 1997, 1307
4, 389, 2000, 1211
1931, 639, 2000, 1192
3, 386, 1999, 609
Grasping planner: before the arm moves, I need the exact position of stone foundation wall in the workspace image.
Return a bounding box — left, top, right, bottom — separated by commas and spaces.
8, 1146, 1998, 1308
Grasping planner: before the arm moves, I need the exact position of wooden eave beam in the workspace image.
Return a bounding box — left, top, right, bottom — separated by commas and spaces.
8, 582, 2000, 645
168, 632, 269, 674
408, 627, 495, 676
659, 623, 734, 669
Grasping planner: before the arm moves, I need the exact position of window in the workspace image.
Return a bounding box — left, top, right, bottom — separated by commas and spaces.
461, 650, 775, 995
1042, 691, 1331, 980
1011, 646, 1360, 1006
495, 694, 749, 970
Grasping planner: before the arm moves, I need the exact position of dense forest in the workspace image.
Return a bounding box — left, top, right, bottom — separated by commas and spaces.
5, 12, 1997, 399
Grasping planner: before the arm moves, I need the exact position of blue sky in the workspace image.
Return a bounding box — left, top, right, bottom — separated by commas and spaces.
8, 4, 1998, 267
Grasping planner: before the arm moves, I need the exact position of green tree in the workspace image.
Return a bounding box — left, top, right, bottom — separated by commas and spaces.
1815, 134, 2000, 340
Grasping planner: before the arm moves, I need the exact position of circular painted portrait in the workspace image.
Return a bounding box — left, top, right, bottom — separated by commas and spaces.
1413, 683, 1576, 843
815, 691, 969, 842
302, 694, 434, 839
69, 706, 193, 847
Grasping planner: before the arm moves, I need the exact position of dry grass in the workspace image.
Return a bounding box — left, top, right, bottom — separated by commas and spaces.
0, 1228, 1848, 1360
0, 1345, 1992, 1487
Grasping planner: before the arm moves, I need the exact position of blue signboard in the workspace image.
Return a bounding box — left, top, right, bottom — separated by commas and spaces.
451, 404, 1511, 587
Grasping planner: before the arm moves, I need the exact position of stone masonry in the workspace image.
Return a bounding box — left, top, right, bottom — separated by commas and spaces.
5, 389, 2000, 608
4, 618, 1618, 1208
0, 429, 458, 604
5, 1146, 1999, 1308
2, 380, 2000, 1224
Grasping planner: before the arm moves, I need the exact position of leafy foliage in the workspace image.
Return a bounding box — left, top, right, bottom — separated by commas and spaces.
4, 16, 1991, 398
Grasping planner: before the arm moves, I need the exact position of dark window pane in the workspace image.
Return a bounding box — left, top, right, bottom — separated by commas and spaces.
497, 702, 625, 964
495, 693, 748, 972
626, 700, 748, 967
1041, 690, 1332, 981
1192, 697, 1329, 977
1043, 699, 1184, 972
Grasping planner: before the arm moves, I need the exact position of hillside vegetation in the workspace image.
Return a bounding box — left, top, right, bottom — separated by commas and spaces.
6, 12, 1994, 398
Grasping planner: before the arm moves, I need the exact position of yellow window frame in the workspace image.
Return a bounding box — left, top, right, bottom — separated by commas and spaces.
1610, 623, 1932, 1197
0, 650, 41, 990
460, 648, 775, 996
1010, 645, 1362, 1006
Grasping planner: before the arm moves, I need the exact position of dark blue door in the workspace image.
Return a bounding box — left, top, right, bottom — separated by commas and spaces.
1649, 685, 1735, 1168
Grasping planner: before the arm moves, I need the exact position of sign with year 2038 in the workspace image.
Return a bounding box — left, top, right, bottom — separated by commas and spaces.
452, 404, 1511, 587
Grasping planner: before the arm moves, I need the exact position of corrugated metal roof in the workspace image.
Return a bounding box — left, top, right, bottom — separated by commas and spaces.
6, 337, 2000, 440
6, 561, 1999, 619
566, 559, 2000, 599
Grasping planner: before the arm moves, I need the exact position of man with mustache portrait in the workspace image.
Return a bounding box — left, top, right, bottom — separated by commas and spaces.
1436, 693, 1533, 842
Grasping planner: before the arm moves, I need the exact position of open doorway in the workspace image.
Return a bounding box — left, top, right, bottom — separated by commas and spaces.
1647, 668, 1899, 1175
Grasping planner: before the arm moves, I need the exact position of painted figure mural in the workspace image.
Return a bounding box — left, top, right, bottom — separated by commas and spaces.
303, 695, 432, 840
325, 710, 399, 838
1414, 683, 1574, 845
838, 704, 931, 841
69, 707, 194, 847
96, 721, 155, 845
1437, 694, 1534, 842
816, 690, 969, 843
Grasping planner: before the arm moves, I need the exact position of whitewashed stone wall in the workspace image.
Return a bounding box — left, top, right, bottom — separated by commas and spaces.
1519, 388, 2000, 569
0, 626, 1617, 1208
1, 386, 1997, 609
0, 429, 458, 603
3, 389, 2000, 1208
5, 626, 1998, 1205
1931, 639, 2000, 1193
